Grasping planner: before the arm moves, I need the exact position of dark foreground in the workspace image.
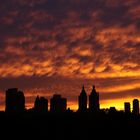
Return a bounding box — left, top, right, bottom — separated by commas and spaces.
0, 111, 140, 140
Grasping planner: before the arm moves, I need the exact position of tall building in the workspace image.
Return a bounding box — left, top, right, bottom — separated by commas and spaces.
124, 102, 131, 113
89, 85, 100, 112
5, 88, 25, 113
109, 107, 117, 114
50, 94, 67, 112
34, 96, 48, 112
132, 99, 139, 115
78, 86, 87, 112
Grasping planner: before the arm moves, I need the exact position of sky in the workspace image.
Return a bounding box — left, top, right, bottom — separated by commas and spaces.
0, 0, 140, 111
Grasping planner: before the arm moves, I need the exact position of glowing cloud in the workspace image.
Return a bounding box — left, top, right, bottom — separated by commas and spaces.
0, 0, 140, 110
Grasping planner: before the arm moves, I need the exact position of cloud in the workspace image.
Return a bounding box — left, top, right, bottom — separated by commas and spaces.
0, 0, 140, 110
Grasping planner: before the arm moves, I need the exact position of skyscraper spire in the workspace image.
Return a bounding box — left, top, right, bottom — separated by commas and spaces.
78, 85, 87, 112
89, 85, 100, 112
82, 85, 85, 90
91, 85, 96, 94
81, 85, 86, 96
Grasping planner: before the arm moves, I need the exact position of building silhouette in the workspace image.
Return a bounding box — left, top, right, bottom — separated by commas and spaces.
34, 96, 48, 112
109, 107, 117, 114
89, 85, 100, 112
50, 94, 67, 112
78, 86, 87, 112
132, 99, 139, 115
124, 102, 131, 113
5, 88, 25, 113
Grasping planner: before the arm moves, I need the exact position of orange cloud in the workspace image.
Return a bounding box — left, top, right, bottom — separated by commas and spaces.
0, 0, 140, 111
99, 82, 140, 93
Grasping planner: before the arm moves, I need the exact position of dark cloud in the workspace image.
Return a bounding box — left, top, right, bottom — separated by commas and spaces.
0, 0, 140, 110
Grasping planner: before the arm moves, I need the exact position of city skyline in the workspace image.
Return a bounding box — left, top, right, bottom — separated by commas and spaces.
0, 0, 140, 111
0, 83, 140, 111
4, 86, 140, 113
2, 86, 140, 140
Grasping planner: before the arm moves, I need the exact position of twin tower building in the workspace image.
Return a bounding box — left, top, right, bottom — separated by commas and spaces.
78, 85, 100, 112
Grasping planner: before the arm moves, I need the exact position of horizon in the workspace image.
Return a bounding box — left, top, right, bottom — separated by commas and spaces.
1, 86, 140, 112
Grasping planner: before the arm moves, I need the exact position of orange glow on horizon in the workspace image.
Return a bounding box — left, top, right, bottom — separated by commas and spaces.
0, 97, 139, 112
100, 97, 140, 111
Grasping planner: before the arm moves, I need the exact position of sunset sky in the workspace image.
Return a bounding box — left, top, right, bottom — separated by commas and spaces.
0, 0, 140, 111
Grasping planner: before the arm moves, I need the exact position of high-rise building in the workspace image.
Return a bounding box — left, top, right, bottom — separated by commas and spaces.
50, 94, 67, 112
109, 107, 117, 114
89, 85, 100, 112
132, 99, 139, 115
78, 86, 87, 112
124, 102, 131, 113
5, 88, 25, 113
34, 96, 48, 112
